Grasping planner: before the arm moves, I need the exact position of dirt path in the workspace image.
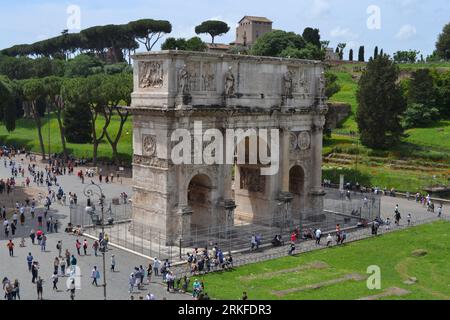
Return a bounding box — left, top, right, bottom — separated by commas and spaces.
240, 261, 329, 282
272, 273, 366, 297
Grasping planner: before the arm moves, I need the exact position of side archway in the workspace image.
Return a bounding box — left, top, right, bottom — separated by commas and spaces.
187, 174, 213, 230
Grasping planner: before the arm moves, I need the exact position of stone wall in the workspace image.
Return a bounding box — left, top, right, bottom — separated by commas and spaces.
325, 102, 351, 130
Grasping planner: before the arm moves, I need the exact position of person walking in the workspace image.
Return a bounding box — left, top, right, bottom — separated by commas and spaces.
288, 242, 295, 255
326, 234, 333, 247
70, 255, 77, 267
65, 249, 71, 267
91, 266, 100, 286
60, 258, 66, 276
75, 240, 81, 255
36, 277, 43, 300
128, 273, 135, 293
315, 228, 322, 245
53, 257, 60, 274
26, 253, 34, 271
93, 240, 99, 257
40, 234, 47, 252
51, 272, 58, 291
30, 229, 36, 245
146, 263, 153, 284
83, 239, 88, 255
153, 258, 160, 277
67, 279, 76, 300
12, 279, 20, 300
56, 241, 62, 258
438, 205, 443, 218
111, 255, 116, 272
31, 262, 39, 283
7, 240, 14, 257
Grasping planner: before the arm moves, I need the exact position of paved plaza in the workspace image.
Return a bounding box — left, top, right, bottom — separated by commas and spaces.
0, 156, 190, 300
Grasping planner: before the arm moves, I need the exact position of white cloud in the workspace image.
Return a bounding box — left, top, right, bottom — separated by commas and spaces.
311, 0, 330, 18
330, 27, 358, 39
395, 24, 417, 40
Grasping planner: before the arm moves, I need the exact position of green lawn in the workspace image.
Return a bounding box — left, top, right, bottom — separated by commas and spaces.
329, 71, 358, 132
198, 221, 450, 300
405, 121, 450, 150
0, 113, 133, 162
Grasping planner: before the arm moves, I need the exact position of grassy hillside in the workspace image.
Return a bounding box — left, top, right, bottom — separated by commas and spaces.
324, 62, 450, 193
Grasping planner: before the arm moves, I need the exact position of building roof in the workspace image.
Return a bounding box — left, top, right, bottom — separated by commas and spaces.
206, 43, 232, 51
239, 16, 272, 24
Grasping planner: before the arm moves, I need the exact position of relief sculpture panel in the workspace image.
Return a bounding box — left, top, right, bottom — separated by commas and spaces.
139, 61, 164, 89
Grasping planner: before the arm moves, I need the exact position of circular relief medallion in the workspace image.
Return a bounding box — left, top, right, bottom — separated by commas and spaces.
298, 131, 311, 150
142, 135, 156, 156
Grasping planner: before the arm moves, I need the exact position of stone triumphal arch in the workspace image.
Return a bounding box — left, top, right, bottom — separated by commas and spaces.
129, 51, 327, 244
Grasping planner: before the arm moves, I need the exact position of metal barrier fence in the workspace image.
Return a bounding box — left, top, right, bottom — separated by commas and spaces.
69, 200, 132, 227
171, 214, 450, 278
70, 189, 379, 263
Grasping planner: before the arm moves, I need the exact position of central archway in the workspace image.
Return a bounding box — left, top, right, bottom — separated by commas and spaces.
188, 174, 213, 230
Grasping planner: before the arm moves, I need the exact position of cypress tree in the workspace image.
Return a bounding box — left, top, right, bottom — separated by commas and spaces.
356, 55, 406, 148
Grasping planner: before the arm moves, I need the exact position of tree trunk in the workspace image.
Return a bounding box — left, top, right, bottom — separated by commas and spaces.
105, 108, 129, 166
55, 107, 68, 162
31, 101, 46, 160
93, 142, 99, 167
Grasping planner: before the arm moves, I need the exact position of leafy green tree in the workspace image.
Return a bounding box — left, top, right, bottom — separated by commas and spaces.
42, 76, 69, 160
356, 55, 406, 148
402, 68, 440, 128
101, 72, 133, 164
251, 30, 306, 57
337, 43, 346, 60
393, 50, 420, 64
62, 75, 112, 165
195, 20, 230, 44
279, 43, 325, 60
161, 37, 206, 51
402, 103, 440, 128
62, 102, 92, 144
435, 70, 450, 117
128, 19, 172, 51
407, 69, 436, 106
0, 75, 17, 132
0, 55, 33, 80
436, 22, 450, 60
302, 27, 321, 48
325, 72, 341, 99
185, 37, 207, 51
358, 46, 365, 62
20, 79, 47, 159
65, 54, 103, 77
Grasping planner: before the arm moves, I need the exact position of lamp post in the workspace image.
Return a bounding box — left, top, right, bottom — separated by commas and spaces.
83, 182, 107, 300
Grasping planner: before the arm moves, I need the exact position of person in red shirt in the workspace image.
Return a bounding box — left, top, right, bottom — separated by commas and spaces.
7, 240, 14, 257
290, 232, 297, 243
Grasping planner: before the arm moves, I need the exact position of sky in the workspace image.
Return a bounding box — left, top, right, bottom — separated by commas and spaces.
0, 0, 448, 57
